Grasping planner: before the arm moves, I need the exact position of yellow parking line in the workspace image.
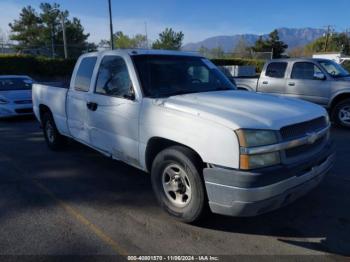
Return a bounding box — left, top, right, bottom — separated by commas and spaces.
0, 152, 128, 256
34, 181, 129, 256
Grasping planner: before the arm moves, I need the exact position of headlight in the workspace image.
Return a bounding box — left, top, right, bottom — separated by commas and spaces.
236, 129, 280, 170
0, 98, 9, 104
240, 152, 280, 170
236, 129, 278, 147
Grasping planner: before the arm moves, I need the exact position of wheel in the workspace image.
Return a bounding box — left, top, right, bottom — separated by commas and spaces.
332, 99, 350, 128
42, 112, 65, 150
151, 146, 207, 223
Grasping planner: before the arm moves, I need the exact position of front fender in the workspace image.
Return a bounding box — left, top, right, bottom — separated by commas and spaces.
139, 100, 240, 170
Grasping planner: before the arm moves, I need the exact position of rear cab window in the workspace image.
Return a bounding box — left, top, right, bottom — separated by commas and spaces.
74, 56, 97, 92
265, 62, 288, 78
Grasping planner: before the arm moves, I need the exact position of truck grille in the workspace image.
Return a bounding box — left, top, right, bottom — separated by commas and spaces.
280, 117, 327, 140
280, 116, 329, 162
285, 136, 326, 158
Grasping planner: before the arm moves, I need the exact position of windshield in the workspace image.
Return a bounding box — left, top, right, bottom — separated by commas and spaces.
0, 78, 33, 91
132, 55, 236, 98
318, 60, 350, 78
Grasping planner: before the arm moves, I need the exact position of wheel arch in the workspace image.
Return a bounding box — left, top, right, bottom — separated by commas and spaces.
330, 92, 350, 110
145, 137, 205, 173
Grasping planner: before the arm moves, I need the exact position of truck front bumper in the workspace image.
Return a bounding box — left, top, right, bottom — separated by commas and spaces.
203, 142, 335, 217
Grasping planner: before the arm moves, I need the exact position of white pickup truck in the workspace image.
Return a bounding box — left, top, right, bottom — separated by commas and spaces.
33, 50, 335, 222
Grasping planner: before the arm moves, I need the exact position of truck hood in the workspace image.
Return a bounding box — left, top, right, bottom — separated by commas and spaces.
157, 90, 326, 130
0, 90, 32, 102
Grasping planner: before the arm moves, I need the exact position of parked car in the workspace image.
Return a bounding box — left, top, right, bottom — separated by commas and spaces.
234, 58, 350, 128
0, 75, 34, 118
32, 50, 335, 222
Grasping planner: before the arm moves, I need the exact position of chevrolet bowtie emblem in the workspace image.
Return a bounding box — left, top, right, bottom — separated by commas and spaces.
306, 132, 318, 144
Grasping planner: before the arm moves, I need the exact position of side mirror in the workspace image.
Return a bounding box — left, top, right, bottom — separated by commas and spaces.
314, 72, 326, 80
123, 84, 136, 100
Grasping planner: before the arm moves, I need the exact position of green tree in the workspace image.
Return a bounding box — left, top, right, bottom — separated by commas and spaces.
114, 31, 147, 49
305, 32, 350, 55
9, 2, 95, 58
210, 47, 225, 58
267, 30, 288, 58
152, 28, 184, 50
233, 37, 251, 58
9, 6, 43, 49
251, 30, 288, 58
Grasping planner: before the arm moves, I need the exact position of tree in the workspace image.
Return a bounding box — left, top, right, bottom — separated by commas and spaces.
233, 37, 251, 58
152, 28, 184, 50
305, 32, 350, 55
267, 30, 288, 58
251, 30, 288, 58
114, 31, 147, 49
9, 2, 95, 58
9, 6, 44, 49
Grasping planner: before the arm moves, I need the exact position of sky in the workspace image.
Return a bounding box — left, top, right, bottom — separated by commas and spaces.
1, 0, 350, 44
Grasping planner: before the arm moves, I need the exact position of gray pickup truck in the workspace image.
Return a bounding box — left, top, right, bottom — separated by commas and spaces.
234, 58, 350, 128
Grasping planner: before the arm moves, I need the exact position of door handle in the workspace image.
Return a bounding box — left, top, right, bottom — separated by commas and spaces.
288, 82, 295, 86
262, 81, 268, 85
86, 101, 98, 111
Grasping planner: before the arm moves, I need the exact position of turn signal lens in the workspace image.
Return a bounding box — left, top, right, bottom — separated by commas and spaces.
240, 152, 280, 170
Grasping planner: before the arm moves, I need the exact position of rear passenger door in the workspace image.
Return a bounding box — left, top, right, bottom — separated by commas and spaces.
87, 55, 140, 166
67, 56, 97, 144
257, 62, 288, 95
285, 62, 330, 106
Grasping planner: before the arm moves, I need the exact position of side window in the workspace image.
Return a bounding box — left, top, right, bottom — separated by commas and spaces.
95, 56, 132, 98
74, 57, 97, 92
291, 62, 322, 80
265, 62, 287, 78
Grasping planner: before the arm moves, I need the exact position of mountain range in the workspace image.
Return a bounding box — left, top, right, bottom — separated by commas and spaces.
182, 28, 327, 52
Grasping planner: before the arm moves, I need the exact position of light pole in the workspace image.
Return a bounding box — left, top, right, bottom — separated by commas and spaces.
108, 0, 114, 50
49, 8, 68, 59
60, 13, 68, 59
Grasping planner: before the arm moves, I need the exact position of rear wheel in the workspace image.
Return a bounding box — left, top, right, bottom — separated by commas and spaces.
42, 112, 65, 150
332, 99, 350, 128
151, 146, 207, 223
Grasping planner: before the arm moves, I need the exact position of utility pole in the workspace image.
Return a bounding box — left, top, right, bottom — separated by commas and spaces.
51, 24, 55, 58
324, 25, 334, 52
108, 0, 114, 50
60, 13, 68, 59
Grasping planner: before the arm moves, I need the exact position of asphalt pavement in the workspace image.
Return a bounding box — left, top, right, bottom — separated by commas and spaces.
0, 116, 349, 259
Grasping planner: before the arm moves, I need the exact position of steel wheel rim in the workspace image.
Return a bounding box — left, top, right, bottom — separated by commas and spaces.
162, 164, 192, 208
339, 105, 350, 125
46, 121, 55, 143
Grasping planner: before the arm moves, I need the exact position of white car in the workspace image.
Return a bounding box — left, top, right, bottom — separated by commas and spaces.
0, 75, 34, 118
32, 50, 335, 222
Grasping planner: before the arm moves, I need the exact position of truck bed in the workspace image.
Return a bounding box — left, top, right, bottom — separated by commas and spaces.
32, 83, 69, 135
234, 77, 259, 91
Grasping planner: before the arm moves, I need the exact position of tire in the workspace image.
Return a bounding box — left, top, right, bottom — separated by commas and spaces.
332, 99, 350, 128
42, 112, 65, 150
151, 145, 207, 223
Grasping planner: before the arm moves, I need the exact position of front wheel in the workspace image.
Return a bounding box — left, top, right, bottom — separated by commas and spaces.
151, 146, 206, 223
42, 112, 65, 150
332, 99, 350, 128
